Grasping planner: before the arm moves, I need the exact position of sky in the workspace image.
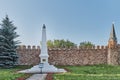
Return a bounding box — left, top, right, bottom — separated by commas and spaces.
0, 0, 120, 46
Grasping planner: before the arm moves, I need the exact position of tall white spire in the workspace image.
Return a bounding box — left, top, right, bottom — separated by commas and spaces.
40, 24, 49, 63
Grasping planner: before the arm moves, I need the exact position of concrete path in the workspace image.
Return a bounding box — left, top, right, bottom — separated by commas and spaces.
26, 74, 47, 80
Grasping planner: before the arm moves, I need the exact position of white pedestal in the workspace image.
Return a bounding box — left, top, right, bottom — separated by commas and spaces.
18, 63, 66, 73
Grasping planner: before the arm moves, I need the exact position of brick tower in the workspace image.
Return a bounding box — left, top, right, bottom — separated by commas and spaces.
108, 23, 117, 49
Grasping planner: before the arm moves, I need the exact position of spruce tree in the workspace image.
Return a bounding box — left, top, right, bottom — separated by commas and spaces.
0, 15, 20, 68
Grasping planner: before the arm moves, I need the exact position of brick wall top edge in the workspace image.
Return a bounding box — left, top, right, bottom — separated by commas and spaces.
79, 45, 107, 49
17, 45, 40, 50
17, 45, 108, 50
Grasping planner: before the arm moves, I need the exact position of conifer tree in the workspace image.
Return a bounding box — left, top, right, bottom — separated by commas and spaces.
0, 15, 20, 68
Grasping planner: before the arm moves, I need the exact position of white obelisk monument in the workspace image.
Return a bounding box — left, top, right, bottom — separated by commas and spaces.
19, 24, 66, 73
40, 24, 49, 64
38, 24, 58, 72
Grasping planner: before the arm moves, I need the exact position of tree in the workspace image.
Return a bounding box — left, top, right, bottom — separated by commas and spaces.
47, 40, 54, 48
79, 41, 94, 48
0, 15, 20, 68
47, 39, 77, 48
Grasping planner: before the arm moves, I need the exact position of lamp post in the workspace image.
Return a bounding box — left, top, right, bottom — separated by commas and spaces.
39, 63, 44, 74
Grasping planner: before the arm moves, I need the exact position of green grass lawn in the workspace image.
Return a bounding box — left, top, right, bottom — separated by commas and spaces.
0, 65, 32, 80
54, 65, 120, 80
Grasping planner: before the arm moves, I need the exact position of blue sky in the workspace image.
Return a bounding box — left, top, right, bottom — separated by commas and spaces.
0, 0, 120, 46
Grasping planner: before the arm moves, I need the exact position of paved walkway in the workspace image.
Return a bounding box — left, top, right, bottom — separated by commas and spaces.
26, 74, 47, 80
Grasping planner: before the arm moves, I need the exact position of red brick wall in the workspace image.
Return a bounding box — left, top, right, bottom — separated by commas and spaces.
17, 45, 40, 65
48, 48, 107, 65
17, 45, 108, 65
107, 46, 120, 65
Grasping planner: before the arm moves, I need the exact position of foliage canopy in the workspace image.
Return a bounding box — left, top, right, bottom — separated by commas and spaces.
0, 15, 20, 68
79, 41, 94, 48
47, 39, 77, 48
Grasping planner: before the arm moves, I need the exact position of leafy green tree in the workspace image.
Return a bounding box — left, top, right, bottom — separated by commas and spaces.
47, 39, 76, 48
79, 41, 94, 48
47, 40, 54, 48
0, 15, 20, 68
54, 40, 61, 48
66, 40, 76, 48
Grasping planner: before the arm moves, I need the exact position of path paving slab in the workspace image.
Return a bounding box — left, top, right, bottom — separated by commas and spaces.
26, 74, 47, 80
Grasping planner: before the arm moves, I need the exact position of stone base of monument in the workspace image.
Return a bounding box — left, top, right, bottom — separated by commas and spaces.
18, 63, 66, 73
